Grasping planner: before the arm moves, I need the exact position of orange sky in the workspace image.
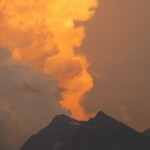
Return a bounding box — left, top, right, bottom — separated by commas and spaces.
80, 0, 150, 130
0, 0, 150, 149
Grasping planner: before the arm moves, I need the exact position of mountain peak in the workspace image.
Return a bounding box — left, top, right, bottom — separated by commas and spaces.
50, 114, 83, 127
91, 111, 114, 123
50, 114, 71, 126
53, 114, 70, 120
87, 111, 134, 132
95, 111, 109, 118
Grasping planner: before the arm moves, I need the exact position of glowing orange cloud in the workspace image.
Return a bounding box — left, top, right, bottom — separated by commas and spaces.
0, 0, 99, 120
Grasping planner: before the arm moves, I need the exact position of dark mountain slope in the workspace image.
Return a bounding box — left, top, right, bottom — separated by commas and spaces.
62, 111, 150, 150
20, 114, 83, 150
143, 128, 150, 137
20, 111, 150, 150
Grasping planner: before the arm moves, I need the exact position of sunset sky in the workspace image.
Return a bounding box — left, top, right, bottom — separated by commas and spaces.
81, 0, 150, 130
0, 0, 150, 150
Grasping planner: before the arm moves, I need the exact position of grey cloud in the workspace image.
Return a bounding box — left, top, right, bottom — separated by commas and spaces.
0, 48, 68, 150
14, 82, 42, 94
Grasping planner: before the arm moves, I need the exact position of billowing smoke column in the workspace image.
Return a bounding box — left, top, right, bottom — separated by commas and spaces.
0, 0, 99, 120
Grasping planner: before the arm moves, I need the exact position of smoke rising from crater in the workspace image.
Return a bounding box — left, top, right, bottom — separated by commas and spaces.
0, 0, 99, 120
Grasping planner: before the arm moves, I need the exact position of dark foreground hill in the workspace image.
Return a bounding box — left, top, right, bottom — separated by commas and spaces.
20, 111, 150, 150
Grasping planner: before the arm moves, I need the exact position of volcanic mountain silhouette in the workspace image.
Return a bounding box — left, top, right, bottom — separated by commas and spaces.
20, 111, 150, 150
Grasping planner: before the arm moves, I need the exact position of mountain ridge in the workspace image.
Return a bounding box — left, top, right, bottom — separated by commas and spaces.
20, 111, 150, 150
143, 128, 150, 137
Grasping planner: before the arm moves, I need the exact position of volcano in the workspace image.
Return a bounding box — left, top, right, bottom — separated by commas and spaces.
20, 111, 150, 150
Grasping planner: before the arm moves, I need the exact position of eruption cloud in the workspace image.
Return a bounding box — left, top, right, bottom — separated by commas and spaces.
0, 0, 99, 120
